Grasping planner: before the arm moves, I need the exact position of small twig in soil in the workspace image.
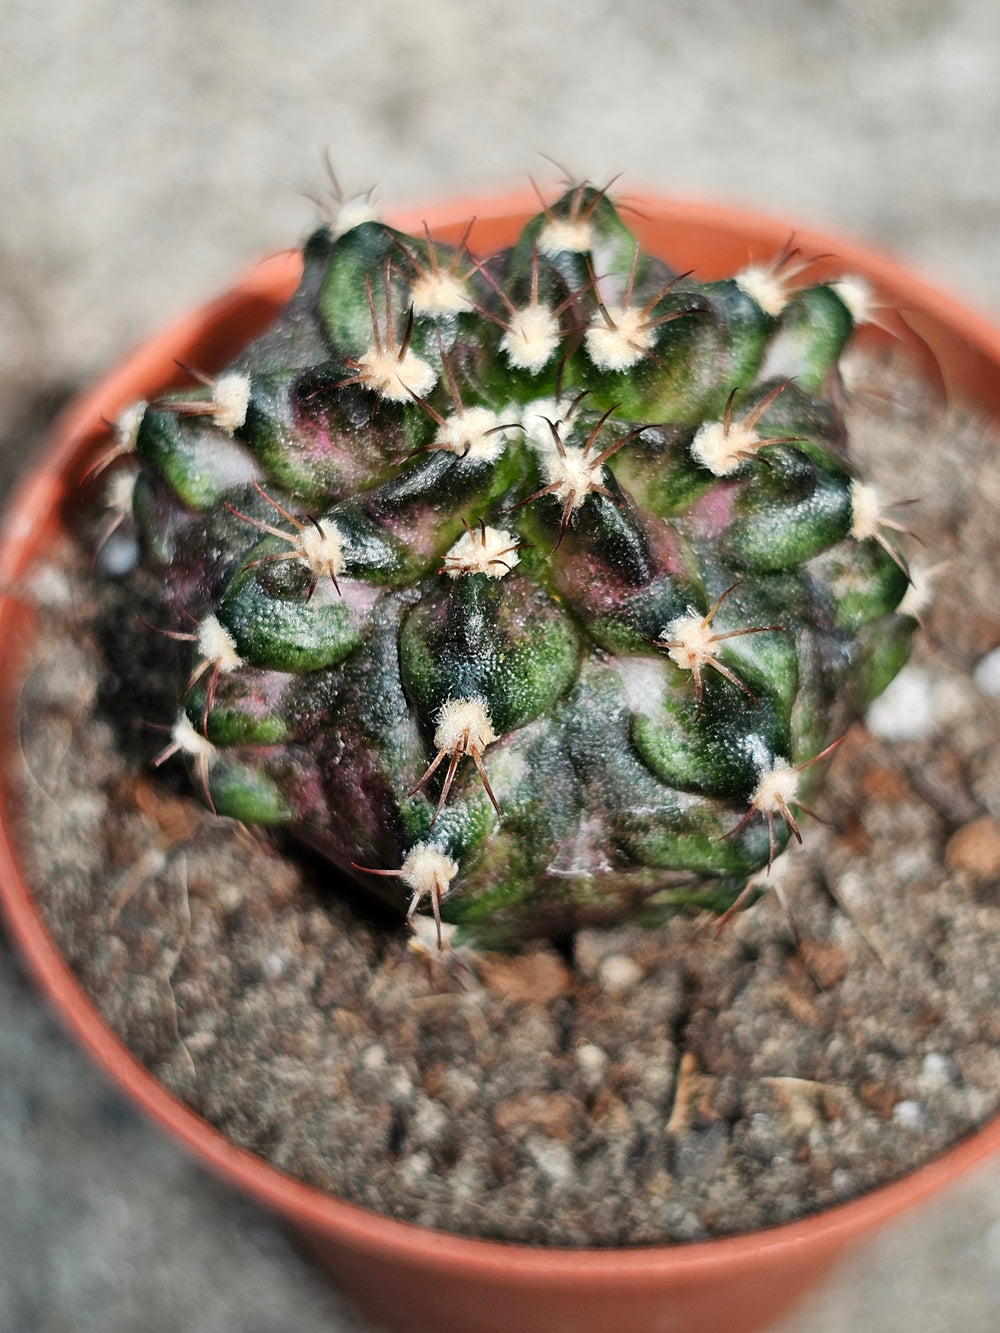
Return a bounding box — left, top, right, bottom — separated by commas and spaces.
665, 1050, 700, 1137
108, 846, 169, 924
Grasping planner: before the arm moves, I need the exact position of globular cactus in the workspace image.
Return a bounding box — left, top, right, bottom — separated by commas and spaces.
99, 180, 916, 949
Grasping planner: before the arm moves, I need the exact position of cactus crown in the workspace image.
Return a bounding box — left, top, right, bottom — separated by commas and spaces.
101, 178, 916, 948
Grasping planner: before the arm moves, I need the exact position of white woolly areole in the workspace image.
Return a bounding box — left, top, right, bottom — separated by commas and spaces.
296, 518, 346, 579
114, 401, 147, 452
897, 564, 935, 619
751, 758, 799, 814
690, 419, 760, 477
399, 844, 459, 899
735, 263, 791, 316
433, 697, 497, 754
196, 614, 243, 673
849, 479, 882, 541
433, 406, 508, 462
831, 276, 874, 326
332, 197, 381, 239
211, 373, 251, 435
443, 526, 519, 579
171, 712, 216, 763
585, 305, 653, 371
660, 610, 714, 672
520, 398, 566, 452
542, 445, 603, 510
501, 304, 561, 373
538, 215, 594, 257
355, 346, 437, 402
410, 270, 469, 317
104, 468, 137, 515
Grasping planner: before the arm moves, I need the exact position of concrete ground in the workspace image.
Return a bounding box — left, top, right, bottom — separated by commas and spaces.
3, 1, 1000, 1329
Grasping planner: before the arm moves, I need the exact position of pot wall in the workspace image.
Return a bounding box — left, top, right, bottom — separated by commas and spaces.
3, 194, 1000, 1333
296, 1226, 848, 1333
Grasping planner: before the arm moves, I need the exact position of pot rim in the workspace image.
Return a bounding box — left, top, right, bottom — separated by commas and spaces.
2, 188, 1000, 1285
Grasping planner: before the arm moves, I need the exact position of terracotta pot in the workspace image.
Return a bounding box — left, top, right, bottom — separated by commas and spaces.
3, 192, 1000, 1333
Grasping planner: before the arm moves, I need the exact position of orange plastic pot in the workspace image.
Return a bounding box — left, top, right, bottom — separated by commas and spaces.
3, 192, 1000, 1333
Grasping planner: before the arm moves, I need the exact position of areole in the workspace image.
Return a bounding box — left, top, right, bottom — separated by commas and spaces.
2, 191, 1000, 1333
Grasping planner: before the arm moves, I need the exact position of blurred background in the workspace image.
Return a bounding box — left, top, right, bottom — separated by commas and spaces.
3, 1, 1000, 1329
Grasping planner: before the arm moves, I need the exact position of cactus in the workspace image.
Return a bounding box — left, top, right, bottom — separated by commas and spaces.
99, 180, 917, 949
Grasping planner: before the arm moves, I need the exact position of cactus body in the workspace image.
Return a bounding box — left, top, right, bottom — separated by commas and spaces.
109, 184, 916, 948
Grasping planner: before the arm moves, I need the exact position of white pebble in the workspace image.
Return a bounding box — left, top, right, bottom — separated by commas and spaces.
412, 1096, 449, 1145
524, 1135, 575, 1186
95, 532, 140, 577
399, 1150, 432, 1187
448, 1156, 486, 1200
390, 1069, 414, 1098
919, 1052, 959, 1090
262, 952, 285, 979
865, 667, 936, 741
216, 882, 244, 912
575, 1041, 609, 1083
973, 646, 1000, 698
25, 563, 76, 609
832, 1168, 856, 1198
362, 1044, 386, 1071
598, 954, 644, 994
891, 1099, 927, 1130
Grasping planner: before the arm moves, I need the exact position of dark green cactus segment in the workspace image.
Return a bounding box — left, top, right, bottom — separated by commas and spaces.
399, 573, 581, 739
575, 278, 772, 423
302, 606, 434, 867
561, 663, 771, 878
629, 808, 782, 878
216, 561, 369, 672
184, 669, 295, 748
725, 446, 853, 571
360, 443, 523, 568
639, 876, 760, 923
209, 759, 294, 825
510, 183, 639, 285
739, 377, 848, 468
764, 284, 856, 392
325, 505, 418, 585
317, 221, 409, 355
236, 367, 421, 502
317, 219, 462, 380
135, 408, 259, 511
585, 575, 690, 656
116, 177, 919, 947
850, 615, 916, 709
630, 686, 790, 801
131, 471, 191, 566
607, 424, 715, 519
577, 485, 656, 588
520, 472, 657, 594
708, 607, 799, 711
814, 539, 910, 634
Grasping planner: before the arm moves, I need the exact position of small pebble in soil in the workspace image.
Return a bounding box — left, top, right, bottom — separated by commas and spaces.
974, 647, 1000, 697
865, 666, 937, 741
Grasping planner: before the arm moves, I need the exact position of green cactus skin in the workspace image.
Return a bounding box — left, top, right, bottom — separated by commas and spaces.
104, 182, 916, 949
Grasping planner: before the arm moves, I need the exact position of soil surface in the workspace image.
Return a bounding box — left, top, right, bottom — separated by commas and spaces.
9, 350, 1000, 1247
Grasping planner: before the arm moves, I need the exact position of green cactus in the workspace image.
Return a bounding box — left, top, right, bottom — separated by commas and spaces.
99, 180, 916, 949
